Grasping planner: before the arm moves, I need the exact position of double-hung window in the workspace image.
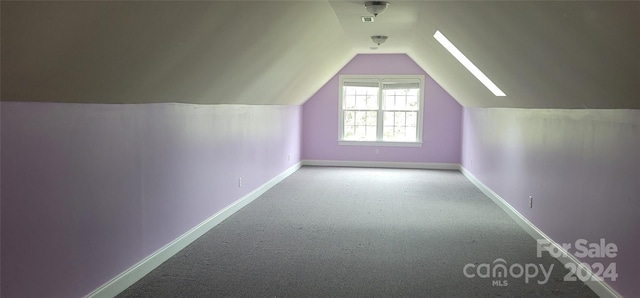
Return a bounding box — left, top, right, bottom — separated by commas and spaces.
338, 75, 424, 147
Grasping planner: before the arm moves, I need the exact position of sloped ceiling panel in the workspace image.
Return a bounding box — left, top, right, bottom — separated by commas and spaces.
408, 1, 640, 109
2, 1, 638, 109
1, 1, 355, 105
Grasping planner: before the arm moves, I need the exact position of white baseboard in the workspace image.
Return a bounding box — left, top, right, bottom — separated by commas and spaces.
460, 166, 621, 298
302, 159, 460, 170
85, 162, 302, 298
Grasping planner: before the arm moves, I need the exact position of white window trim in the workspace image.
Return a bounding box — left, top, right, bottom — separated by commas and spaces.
338, 75, 425, 147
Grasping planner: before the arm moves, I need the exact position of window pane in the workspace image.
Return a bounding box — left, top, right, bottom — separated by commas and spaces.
345, 86, 379, 110
366, 96, 378, 109
406, 112, 417, 127
381, 111, 419, 142
344, 125, 355, 139
357, 86, 378, 95
355, 125, 366, 140
397, 98, 406, 109
346, 86, 377, 95
395, 127, 406, 138
383, 127, 393, 139
345, 87, 356, 95
407, 95, 418, 109
366, 125, 376, 140
356, 111, 367, 125
406, 127, 417, 141
383, 112, 394, 126
383, 90, 396, 109
382, 88, 419, 111
355, 96, 367, 109
344, 111, 355, 125
394, 112, 405, 127
366, 111, 377, 125
345, 96, 356, 109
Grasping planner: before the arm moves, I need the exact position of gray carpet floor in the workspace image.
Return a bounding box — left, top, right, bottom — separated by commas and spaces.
118, 166, 597, 297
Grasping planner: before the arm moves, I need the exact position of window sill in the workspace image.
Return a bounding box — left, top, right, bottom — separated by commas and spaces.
338, 140, 423, 147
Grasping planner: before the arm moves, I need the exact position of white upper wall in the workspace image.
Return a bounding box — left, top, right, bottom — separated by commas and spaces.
2, 1, 638, 108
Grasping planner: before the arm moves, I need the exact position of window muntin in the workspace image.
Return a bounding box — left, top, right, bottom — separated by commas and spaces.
339, 75, 424, 146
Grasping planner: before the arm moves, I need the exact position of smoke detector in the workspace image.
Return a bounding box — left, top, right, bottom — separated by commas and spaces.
364, 1, 390, 17
371, 35, 388, 46
361, 16, 375, 23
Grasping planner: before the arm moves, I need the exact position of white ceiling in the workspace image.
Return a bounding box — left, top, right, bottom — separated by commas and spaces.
328, 1, 424, 53
2, 1, 639, 108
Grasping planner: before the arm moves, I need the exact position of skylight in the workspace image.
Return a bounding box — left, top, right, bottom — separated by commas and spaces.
433, 30, 506, 97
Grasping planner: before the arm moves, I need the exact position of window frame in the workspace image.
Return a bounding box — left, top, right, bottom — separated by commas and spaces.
338, 75, 425, 147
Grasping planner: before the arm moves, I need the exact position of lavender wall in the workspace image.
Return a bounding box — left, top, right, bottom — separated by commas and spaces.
302, 54, 462, 163
0, 102, 301, 297
462, 107, 640, 297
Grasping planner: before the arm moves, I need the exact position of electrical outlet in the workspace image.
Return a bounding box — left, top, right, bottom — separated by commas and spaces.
287, 154, 291, 161
529, 196, 533, 208
375, 148, 379, 155
238, 177, 242, 188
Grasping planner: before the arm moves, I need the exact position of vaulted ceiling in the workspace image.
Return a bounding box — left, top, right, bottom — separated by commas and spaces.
2, 1, 639, 108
